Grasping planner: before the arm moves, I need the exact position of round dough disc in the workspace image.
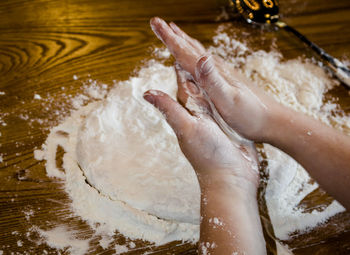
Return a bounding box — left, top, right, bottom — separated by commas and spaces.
76, 84, 200, 224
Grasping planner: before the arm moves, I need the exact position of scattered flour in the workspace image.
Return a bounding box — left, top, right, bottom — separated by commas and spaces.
199, 241, 217, 255
34, 226, 90, 255
128, 241, 136, 249
34, 25, 350, 253
209, 217, 224, 228
213, 217, 223, 227
0, 115, 6, 127
33, 94, 42, 100
98, 235, 114, 249
153, 47, 171, 59
23, 209, 34, 221
114, 244, 129, 254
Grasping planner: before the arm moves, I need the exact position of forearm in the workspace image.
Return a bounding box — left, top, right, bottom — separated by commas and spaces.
266, 105, 350, 209
197, 174, 266, 255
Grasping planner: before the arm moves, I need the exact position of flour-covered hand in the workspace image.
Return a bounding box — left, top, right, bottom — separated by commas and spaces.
144, 64, 266, 255
150, 17, 278, 142
143, 65, 259, 192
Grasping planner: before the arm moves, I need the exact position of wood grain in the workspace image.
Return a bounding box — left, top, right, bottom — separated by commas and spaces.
0, 0, 350, 254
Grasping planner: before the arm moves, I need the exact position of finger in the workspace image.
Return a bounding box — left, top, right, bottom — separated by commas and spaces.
150, 17, 200, 76
150, 17, 177, 46
195, 55, 232, 99
175, 64, 214, 119
195, 55, 238, 118
143, 90, 194, 137
169, 22, 206, 54
213, 55, 247, 88
168, 22, 187, 39
175, 63, 199, 106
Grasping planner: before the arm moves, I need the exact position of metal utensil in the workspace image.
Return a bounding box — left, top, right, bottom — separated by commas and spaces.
232, 0, 350, 88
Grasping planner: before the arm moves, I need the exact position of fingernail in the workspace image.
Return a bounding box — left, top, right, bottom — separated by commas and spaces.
143, 91, 156, 105
150, 17, 161, 27
200, 55, 214, 75
169, 22, 182, 34
150, 17, 165, 42
150, 17, 168, 30
195, 55, 214, 81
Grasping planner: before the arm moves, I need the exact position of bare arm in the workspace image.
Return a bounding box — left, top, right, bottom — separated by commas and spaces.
266, 105, 350, 209
198, 174, 265, 255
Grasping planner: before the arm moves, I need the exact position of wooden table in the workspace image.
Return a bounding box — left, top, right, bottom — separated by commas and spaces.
1, 0, 350, 254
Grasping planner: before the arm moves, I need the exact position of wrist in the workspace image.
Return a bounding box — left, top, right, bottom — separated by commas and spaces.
261, 101, 291, 145
196, 172, 258, 199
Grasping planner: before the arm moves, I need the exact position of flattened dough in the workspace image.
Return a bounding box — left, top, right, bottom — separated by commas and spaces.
76, 68, 200, 224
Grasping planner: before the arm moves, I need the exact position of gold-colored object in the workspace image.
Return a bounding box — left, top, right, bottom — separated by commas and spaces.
262, 0, 274, 8
235, 0, 278, 23
235, 0, 244, 15
232, 0, 350, 88
242, 0, 260, 11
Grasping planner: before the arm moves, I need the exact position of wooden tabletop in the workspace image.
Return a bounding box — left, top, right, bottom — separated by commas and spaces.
1, 0, 350, 254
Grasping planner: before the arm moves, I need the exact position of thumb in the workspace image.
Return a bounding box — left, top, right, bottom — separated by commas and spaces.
195, 55, 231, 94
195, 55, 237, 118
143, 90, 193, 138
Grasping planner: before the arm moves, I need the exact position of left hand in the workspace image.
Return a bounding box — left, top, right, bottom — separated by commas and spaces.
144, 64, 259, 192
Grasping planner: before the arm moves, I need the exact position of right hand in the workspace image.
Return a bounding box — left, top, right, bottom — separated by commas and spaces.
150, 17, 279, 141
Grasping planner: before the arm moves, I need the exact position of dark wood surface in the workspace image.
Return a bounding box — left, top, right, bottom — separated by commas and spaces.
1, 0, 350, 254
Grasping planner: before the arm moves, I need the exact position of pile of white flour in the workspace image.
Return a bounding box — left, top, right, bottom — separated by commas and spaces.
35, 61, 200, 246
34, 26, 349, 252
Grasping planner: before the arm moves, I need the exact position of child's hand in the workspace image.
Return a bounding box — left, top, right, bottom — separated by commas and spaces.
150, 17, 278, 142
144, 65, 259, 193
144, 65, 266, 255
